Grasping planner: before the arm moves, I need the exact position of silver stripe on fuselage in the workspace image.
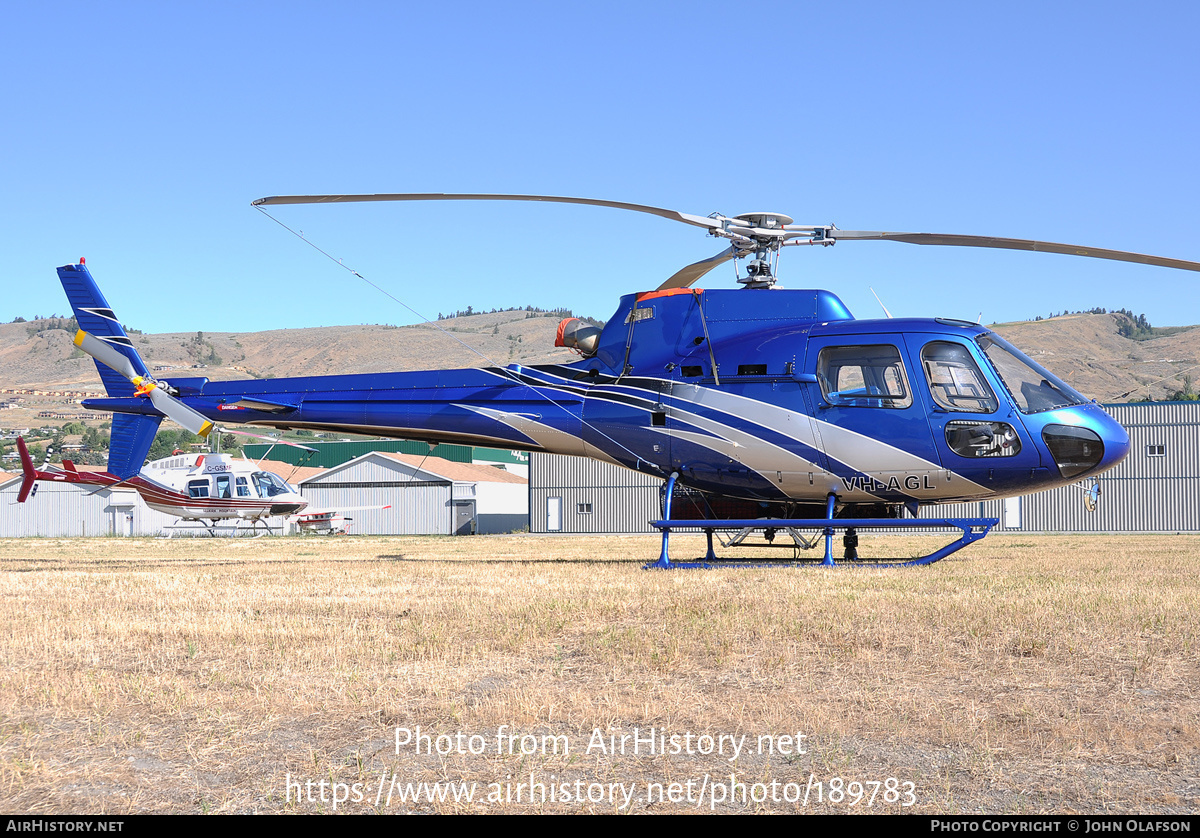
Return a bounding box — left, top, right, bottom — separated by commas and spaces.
453, 403, 623, 465
605, 377, 990, 501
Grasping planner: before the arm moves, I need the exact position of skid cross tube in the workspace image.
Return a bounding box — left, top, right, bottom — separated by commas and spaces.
646, 515, 998, 569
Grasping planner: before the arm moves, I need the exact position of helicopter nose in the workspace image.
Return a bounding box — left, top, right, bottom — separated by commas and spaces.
269, 492, 309, 516
1041, 405, 1129, 480
1093, 409, 1131, 474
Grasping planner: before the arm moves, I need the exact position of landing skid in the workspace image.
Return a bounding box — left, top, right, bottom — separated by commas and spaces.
162, 518, 282, 538
647, 475, 997, 569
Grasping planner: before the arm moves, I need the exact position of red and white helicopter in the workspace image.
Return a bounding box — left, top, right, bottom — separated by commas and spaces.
15, 436, 388, 535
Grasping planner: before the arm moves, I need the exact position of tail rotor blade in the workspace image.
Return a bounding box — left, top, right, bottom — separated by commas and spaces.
145, 388, 215, 439
74, 330, 140, 381
74, 330, 214, 439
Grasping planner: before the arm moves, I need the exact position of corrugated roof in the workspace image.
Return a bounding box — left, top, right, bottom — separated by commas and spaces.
376, 452, 527, 484
243, 439, 475, 468
301, 451, 527, 485
270, 465, 328, 485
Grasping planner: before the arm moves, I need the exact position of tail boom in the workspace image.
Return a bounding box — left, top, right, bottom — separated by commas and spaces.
15, 437, 121, 502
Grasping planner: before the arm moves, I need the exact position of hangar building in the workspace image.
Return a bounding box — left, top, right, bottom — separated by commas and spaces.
297, 451, 527, 535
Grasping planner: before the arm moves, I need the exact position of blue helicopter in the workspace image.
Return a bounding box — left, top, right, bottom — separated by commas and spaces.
55, 194, 1200, 566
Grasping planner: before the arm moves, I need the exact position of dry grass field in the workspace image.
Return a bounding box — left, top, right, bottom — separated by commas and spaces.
0, 533, 1197, 815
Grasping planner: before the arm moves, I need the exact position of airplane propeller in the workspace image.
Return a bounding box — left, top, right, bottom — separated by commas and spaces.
73, 330, 214, 439
254, 192, 1200, 291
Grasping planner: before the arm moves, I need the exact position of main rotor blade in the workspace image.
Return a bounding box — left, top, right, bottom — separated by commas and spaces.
74, 330, 214, 438
827, 230, 1200, 273
252, 193, 723, 231
219, 428, 318, 451
657, 246, 740, 290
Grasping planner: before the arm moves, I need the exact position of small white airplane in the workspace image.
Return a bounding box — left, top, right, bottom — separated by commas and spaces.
294, 510, 356, 535
15, 436, 383, 535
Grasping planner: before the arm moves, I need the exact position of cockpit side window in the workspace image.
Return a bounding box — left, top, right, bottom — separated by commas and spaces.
920, 341, 998, 413
976, 333, 1088, 413
187, 479, 210, 499
818, 344, 913, 409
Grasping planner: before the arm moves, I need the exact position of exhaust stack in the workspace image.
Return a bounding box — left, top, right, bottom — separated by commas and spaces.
555, 318, 601, 357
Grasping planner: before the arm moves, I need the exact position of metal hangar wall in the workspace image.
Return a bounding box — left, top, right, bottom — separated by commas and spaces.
529, 453, 660, 534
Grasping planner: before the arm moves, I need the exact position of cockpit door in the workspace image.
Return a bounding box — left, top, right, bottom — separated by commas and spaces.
803, 335, 945, 503
904, 334, 1044, 493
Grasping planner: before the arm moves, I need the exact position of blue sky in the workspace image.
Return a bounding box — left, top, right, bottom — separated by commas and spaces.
3, 2, 1198, 337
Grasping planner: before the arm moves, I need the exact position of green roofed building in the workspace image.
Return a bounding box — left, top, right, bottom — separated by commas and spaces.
242, 438, 528, 476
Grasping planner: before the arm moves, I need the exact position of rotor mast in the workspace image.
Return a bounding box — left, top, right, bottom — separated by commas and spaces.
712, 212, 794, 288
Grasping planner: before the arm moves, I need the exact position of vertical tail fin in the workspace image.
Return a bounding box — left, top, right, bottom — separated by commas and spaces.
60, 262, 215, 447
56, 261, 169, 479
16, 437, 37, 503
106, 413, 163, 480
57, 261, 150, 398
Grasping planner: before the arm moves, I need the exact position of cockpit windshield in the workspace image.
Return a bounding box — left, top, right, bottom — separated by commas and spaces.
252, 472, 296, 497
976, 333, 1089, 413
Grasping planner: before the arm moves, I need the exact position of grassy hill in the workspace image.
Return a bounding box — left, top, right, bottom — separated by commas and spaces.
3, 309, 1199, 431
0, 309, 579, 392
992, 312, 1200, 403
